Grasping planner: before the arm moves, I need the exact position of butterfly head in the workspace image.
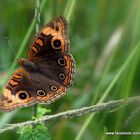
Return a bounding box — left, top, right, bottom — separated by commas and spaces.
18, 58, 38, 72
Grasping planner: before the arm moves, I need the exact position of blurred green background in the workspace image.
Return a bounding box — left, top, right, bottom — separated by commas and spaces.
0, 0, 140, 140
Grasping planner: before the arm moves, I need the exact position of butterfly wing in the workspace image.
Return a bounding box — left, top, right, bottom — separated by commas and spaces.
28, 16, 69, 59
0, 68, 67, 112
28, 16, 75, 103
0, 69, 35, 112
23, 71, 67, 104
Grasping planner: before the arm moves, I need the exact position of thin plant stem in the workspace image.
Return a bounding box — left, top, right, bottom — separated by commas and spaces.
33, 0, 41, 118
0, 96, 139, 134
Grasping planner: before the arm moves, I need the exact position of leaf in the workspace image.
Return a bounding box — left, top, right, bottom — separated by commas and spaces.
18, 126, 33, 140
33, 125, 51, 140
32, 106, 51, 120
18, 125, 51, 140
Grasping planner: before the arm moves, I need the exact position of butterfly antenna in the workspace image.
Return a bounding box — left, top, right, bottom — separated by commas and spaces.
5, 36, 16, 56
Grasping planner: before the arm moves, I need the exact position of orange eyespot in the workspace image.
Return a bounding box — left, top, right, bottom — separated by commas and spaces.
58, 58, 66, 66
37, 90, 46, 96
59, 73, 66, 80
17, 91, 29, 100
52, 39, 62, 49
50, 86, 58, 91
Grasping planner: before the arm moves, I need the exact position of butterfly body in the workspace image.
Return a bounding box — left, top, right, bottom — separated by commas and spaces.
0, 16, 75, 112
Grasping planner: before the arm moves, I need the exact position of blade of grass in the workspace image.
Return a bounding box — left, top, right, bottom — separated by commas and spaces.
64, 0, 76, 22
92, 27, 123, 104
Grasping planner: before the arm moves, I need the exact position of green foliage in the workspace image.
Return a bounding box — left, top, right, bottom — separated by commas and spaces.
18, 125, 51, 140
32, 106, 51, 119
17, 106, 51, 139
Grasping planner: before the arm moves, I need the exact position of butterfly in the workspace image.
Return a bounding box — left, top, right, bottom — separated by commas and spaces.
0, 16, 75, 112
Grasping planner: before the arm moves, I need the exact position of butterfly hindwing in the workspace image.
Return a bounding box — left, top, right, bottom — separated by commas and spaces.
0, 69, 35, 112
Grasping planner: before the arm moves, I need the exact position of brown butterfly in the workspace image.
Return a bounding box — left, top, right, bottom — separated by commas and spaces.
0, 16, 75, 112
